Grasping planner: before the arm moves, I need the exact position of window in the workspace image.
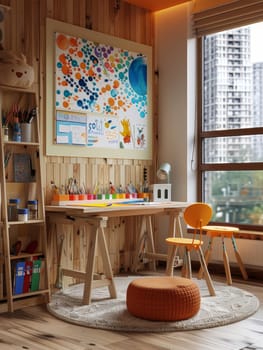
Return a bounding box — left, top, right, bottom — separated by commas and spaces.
198, 22, 263, 229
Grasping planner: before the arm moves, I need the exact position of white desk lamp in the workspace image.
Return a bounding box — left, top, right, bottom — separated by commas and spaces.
153, 162, 172, 201
157, 162, 171, 184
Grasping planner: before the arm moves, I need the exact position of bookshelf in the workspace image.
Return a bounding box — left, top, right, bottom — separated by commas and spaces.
0, 85, 50, 312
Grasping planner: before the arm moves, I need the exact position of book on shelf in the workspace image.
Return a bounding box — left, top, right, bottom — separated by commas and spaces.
39, 259, 46, 290
23, 260, 33, 293
13, 153, 32, 182
31, 259, 41, 292
13, 261, 26, 295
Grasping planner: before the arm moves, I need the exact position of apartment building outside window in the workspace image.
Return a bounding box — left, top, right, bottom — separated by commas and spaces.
198, 22, 263, 229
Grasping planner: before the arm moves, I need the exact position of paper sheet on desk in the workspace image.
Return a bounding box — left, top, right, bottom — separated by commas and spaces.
70, 200, 174, 207
69, 199, 144, 207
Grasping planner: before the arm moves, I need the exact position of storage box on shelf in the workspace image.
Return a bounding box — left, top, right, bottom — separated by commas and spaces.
0, 85, 50, 312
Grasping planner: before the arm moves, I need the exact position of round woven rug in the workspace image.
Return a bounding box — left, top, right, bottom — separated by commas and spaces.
47, 276, 259, 332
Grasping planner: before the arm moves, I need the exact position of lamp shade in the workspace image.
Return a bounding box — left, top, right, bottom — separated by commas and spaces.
157, 163, 171, 183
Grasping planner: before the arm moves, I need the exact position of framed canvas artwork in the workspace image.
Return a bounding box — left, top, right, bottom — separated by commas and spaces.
46, 18, 152, 159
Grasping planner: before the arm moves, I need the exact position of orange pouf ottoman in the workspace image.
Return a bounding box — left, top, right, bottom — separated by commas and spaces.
126, 276, 200, 321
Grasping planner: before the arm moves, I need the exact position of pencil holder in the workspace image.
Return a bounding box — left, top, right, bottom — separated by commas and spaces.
21, 123, 32, 142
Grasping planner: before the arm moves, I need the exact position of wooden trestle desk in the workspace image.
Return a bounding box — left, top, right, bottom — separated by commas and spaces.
45, 201, 189, 305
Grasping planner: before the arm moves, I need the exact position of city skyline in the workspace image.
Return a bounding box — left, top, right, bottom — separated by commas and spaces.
250, 21, 263, 63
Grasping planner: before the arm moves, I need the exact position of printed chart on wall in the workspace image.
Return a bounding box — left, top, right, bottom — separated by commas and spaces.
46, 19, 152, 159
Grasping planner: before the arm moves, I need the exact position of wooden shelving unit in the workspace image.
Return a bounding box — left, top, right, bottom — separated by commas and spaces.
0, 85, 50, 312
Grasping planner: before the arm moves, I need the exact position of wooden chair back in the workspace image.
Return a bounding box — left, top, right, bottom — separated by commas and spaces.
183, 202, 212, 242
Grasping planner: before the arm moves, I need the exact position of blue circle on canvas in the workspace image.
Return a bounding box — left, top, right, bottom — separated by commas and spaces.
128, 56, 147, 96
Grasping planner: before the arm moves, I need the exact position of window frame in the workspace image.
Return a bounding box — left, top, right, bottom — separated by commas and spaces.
197, 34, 263, 231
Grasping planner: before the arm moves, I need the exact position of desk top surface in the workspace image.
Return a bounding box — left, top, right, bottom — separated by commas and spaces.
45, 201, 190, 217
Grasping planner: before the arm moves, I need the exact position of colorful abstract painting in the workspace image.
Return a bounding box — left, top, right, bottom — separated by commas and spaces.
46, 19, 152, 159
54, 32, 149, 151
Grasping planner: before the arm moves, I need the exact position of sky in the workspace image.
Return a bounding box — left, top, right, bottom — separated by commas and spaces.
250, 22, 263, 63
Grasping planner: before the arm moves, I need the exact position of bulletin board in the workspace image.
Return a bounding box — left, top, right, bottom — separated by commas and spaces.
45, 18, 153, 159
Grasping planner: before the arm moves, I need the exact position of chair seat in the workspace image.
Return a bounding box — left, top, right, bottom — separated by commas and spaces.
203, 225, 239, 235
166, 237, 203, 249
203, 225, 239, 238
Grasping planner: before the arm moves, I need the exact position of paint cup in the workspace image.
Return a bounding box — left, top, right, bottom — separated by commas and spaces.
69, 194, 79, 200
21, 123, 32, 142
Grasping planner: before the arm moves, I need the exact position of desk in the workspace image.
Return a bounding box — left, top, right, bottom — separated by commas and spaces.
46, 201, 189, 305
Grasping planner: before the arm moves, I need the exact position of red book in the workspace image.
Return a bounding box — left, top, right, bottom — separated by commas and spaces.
23, 261, 33, 293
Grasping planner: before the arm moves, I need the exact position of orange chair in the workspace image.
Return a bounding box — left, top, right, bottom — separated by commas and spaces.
166, 202, 216, 296
198, 225, 248, 285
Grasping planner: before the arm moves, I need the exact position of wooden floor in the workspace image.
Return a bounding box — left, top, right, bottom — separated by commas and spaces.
0, 274, 262, 350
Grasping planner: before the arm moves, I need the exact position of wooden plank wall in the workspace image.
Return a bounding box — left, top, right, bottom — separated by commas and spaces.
0, 0, 157, 287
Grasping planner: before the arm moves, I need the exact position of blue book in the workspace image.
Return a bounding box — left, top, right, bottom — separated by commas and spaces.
13, 261, 26, 295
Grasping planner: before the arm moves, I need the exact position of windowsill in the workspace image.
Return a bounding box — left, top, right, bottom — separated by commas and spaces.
188, 228, 263, 240
235, 229, 263, 240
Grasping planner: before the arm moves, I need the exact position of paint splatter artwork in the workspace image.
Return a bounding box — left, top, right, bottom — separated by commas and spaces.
55, 32, 149, 150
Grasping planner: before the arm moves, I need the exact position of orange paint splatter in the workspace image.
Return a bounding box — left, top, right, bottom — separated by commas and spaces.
75, 72, 81, 80
113, 80, 119, 88
62, 65, 71, 75
108, 98, 115, 106
63, 101, 69, 108
88, 68, 95, 76
56, 34, 69, 50
80, 62, 86, 69
70, 37, 78, 46
59, 54, 67, 64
